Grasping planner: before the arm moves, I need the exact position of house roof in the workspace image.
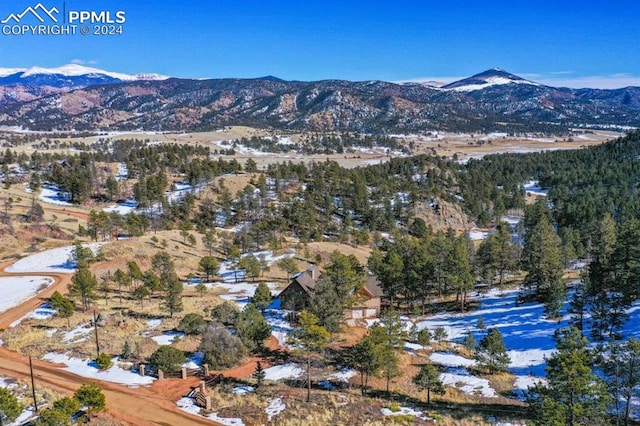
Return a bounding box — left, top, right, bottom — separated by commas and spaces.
363, 275, 384, 298
294, 271, 317, 293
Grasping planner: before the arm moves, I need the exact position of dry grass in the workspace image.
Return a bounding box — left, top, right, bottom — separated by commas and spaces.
306, 241, 373, 265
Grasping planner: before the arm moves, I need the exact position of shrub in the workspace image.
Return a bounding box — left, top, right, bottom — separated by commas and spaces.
95, 352, 112, 370
211, 301, 240, 326
0, 387, 22, 425
199, 323, 247, 369
177, 313, 207, 335
148, 346, 186, 373
52, 397, 80, 416
74, 383, 105, 416
34, 408, 70, 426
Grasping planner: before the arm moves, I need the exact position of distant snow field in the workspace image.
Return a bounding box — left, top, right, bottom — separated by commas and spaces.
0, 276, 54, 314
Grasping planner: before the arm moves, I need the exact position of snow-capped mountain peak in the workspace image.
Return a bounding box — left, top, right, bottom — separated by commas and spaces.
0, 64, 169, 88
444, 68, 540, 92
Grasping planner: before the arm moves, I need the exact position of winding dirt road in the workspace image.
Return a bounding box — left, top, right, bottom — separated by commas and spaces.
0, 259, 220, 425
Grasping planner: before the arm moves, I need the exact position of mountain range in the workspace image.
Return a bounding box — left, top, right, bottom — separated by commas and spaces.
0, 65, 638, 133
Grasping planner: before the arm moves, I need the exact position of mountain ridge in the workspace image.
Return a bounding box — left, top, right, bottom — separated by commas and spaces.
0, 66, 638, 133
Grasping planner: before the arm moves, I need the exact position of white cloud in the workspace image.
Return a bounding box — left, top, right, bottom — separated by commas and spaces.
395, 76, 463, 85
535, 74, 640, 90
70, 59, 98, 66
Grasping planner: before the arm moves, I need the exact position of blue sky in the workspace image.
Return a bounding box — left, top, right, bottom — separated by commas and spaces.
0, 0, 639, 88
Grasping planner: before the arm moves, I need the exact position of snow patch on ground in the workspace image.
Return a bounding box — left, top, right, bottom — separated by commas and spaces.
42, 353, 155, 386
513, 375, 547, 390
381, 406, 428, 420
329, 368, 357, 382
10, 302, 57, 327
151, 331, 185, 345
430, 352, 476, 367
263, 363, 303, 381
6, 243, 102, 274
39, 184, 72, 206
146, 318, 162, 329
182, 352, 204, 369
266, 397, 286, 421
0, 276, 54, 314
440, 368, 497, 398
523, 180, 548, 196
232, 385, 255, 395
62, 323, 93, 343
469, 228, 489, 241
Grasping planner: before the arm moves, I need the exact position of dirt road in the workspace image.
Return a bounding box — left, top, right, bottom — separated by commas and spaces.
0, 260, 220, 425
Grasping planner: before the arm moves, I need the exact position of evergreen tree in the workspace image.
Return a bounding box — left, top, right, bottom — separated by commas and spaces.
252, 281, 272, 313
568, 278, 588, 332
238, 254, 261, 281
253, 361, 266, 388
74, 383, 106, 417
600, 338, 640, 426
478, 221, 517, 287
528, 327, 610, 426
163, 273, 183, 317
463, 331, 478, 353
348, 337, 379, 396
69, 267, 98, 311
521, 215, 564, 317
0, 387, 22, 426
291, 311, 330, 402
33, 408, 71, 426
446, 235, 474, 312
477, 328, 510, 374
277, 257, 298, 281
49, 291, 74, 327
198, 256, 219, 282
148, 346, 186, 373
235, 303, 271, 352
369, 310, 405, 393
308, 275, 343, 332
413, 364, 445, 405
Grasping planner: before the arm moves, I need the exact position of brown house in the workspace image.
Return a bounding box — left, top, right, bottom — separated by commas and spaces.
278, 265, 382, 319
278, 265, 320, 311
344, 276, 383, 320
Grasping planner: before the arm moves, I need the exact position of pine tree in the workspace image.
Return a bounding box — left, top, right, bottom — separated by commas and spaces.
253, 361, 266, 388
600, 338, 640, 426
521, 215, 564, 317
291, 311, 330, 402
69, 267, 98, 311
235, 303, 271, 352
163, 274, 183, 317
477, 328, 510, 374
463, 331, 478, 353
446, 235, 474, 312
348, 337, 379, 396
252, 281, 272, 313
0, 387, 22, 426
528, 327, 610, 426
50, 291, 74, 328
198, 256, 219, 282
308, 275, 343, 332
413, 364, 445, 405
74, 383, 106, 417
